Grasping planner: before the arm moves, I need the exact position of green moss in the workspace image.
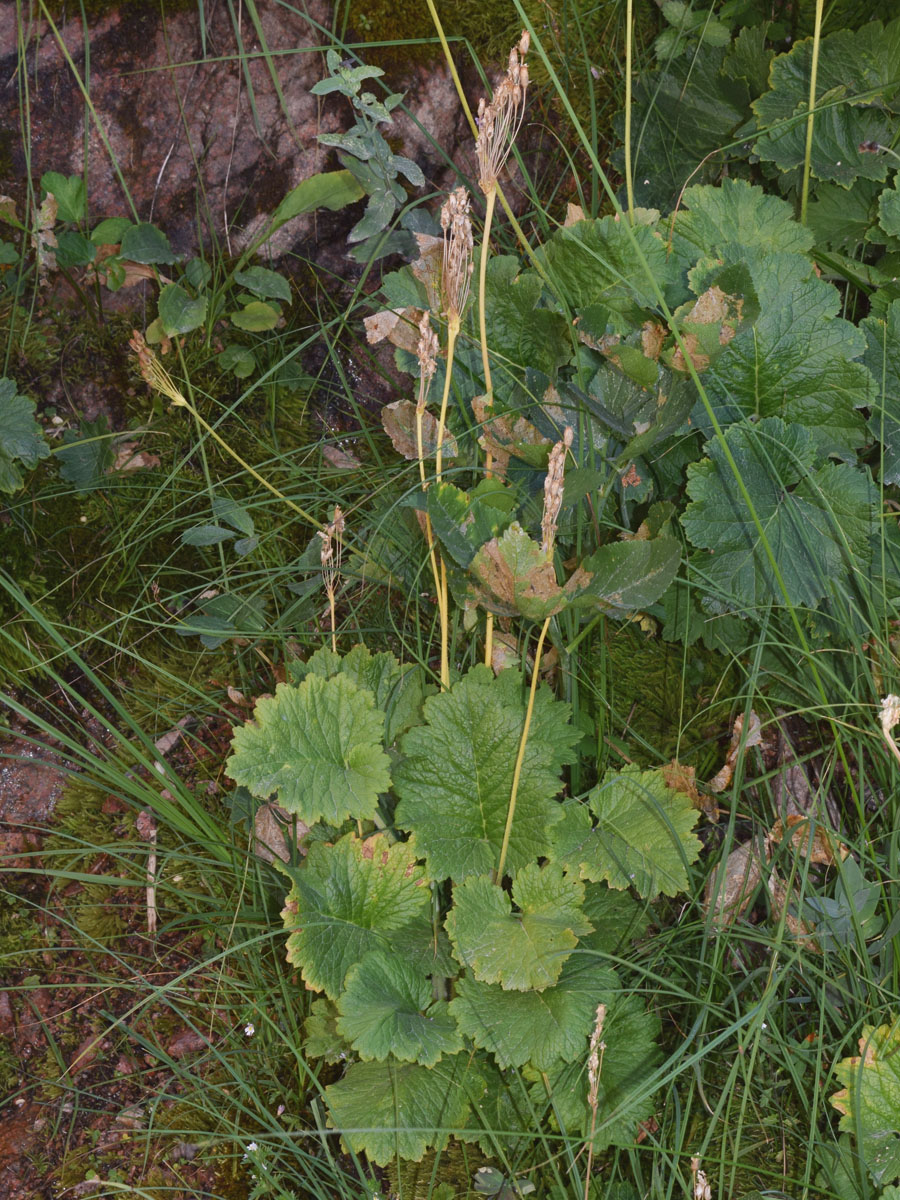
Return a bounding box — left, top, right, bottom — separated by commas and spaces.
388, 1138, 488, 1199
595, 623, 735, 769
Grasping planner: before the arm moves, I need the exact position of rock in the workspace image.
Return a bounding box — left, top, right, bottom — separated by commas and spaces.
0, 3, 468, 264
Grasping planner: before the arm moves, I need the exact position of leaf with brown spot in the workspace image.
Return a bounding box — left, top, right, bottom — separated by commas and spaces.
363, 308, 422, 354
471, 395, 551, 475
467, 523, 594, 620
381, 400, 456, 461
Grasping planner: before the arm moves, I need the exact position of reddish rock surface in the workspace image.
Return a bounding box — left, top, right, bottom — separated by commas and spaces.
0, 2, 467, 262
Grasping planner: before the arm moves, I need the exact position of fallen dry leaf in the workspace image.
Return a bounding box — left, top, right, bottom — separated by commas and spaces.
111, 443, 161, 473
704, 840, 764, 927
253, 802, 309, 865
322, 444, 361, 470
709, 710, 763, 793
768, 814, 848, 865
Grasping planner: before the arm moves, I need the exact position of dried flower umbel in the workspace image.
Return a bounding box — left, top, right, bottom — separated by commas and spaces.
475, 31, 530, 194
319, 506, 345, 653
440, 187, 474, 331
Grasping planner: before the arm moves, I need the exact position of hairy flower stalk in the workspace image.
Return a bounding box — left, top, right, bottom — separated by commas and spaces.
434, 188, 473, 689
584, 1003, 607, 1200
318, 506, 345, 654
414, 312, 448, 670
475, 32, 529, 669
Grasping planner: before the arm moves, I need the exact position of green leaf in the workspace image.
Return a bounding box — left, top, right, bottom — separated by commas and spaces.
55, 230, 95, 269
539, 215, 672, 317
211, 495, 254, 535
57, 416, 115, 492
217, 344, 256, 378
427, 481, 508, 568
807, 179, 883, 251
394, 666, 578, 881
682, 417, 875, 611
483, 256, 570, 377
304, 997, 351, 1064
226, 674, 391, 824
579, 883, 650, 955
337, 949, 462, 1065
119, 222, 177, 265
281, 832, 429, 999
449, 958, 618, 1070
291, 643, 426, 747
446, 865, 590, 991
535, 993, 662, 1151
348, 189, 397, 244
832, 1018, 900, 1186
581, 539, 681, 613
230, 300, 280, 331
671, 180, 814, 268
180, 523, 234, 546
752, 22, 900, 186
613, 48, 752, 211
233, 266, 291, 302
269, 170, 365, 231
91, 217, 132, 245
863, 301, 900, 484
0, 378, 50, 493
324, 1053, 480, 1166
880, 184, 900, 241
40, 171, 85, 223
703, 249, 869, 458
158, 283, 207, 335
551, 766, 701, 899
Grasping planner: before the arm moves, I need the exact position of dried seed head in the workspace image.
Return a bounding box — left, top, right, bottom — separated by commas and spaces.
882, 694, 900, 736
440, 188, 473, 327
318, 506, 345, 595
586, 1002, 606, 1111
540, 426, 573, 558
129, 329, 187, 407
416, 311, 439, 413
691, 1159, 711, 1200
475, 31, 530, 193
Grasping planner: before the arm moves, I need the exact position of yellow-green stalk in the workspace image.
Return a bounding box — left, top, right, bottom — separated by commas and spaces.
624, 0, 635, 223
475, 32, 530, 668
435, 188, 474, 688
799, 0, 824, 225
495, 427, 569, 883
414, 312, 447, 662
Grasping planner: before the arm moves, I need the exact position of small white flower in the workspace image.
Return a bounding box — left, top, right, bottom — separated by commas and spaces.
276, 1104, 286, 1116
247, 1142, 258, 1152
244, 1023, 255, 1037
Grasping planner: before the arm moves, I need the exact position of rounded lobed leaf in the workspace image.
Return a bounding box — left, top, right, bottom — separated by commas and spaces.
337, 949, 462, 1066
325, 1053, 482, 1166
551, 766, 701, 900
446, 865, 590, 991
281, 832, 430, 1000
227, 673, 391, 826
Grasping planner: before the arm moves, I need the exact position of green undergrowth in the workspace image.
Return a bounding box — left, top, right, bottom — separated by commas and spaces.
5, 1, 900, 1198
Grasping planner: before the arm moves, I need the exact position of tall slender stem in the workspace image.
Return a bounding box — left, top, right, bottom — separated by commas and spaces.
495, 617, 552, 883
624, 0, 635, 223
478, 188, 498, 670
799, 0, 824, 225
